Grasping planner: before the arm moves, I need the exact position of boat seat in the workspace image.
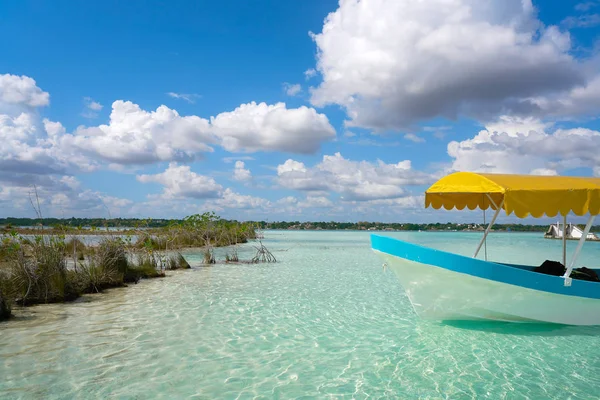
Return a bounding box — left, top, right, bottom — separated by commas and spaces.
534, 260, 600, 282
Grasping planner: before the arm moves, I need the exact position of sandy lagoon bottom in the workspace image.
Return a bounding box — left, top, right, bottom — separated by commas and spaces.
2, 230, 600, 399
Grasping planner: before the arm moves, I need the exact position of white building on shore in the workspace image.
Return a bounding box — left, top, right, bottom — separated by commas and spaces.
544, 221, 599, 241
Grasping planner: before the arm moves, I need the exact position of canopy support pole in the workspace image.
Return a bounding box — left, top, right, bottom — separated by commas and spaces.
562, 214, 567, 267
473, 196, 503, 259
563, 215, 596, 287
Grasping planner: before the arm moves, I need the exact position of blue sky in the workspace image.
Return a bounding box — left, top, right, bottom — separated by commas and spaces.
0, 0, 600, 223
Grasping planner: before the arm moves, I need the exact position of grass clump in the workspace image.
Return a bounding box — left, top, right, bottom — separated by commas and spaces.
7, 236, 79, 305
64, 237, 87, 261
225, 247, 239, 263
134, 236, 168, 251
202, 249, 215, 264
64, 237, 86, 255
0, 281, 11, 321
166, 253, 190, 270
128, 253, 165, 281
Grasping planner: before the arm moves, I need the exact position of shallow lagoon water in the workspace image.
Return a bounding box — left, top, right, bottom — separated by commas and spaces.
2, 230, 600, 399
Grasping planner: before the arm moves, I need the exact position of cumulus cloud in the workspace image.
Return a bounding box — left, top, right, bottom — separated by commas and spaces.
136, 163, 270, 213
212, 101, 336, 154
136, 163, 223, 199
0, 175, 132, 217
298, 196, 333, 208
0, 73, 49, 108
448, 116, 600, 175
64, 100, 216, 165
0, 72, 135, 217
206, 188, 270, 210
283, 83, 302, 96
309, 0, 584, 130
0, 105, 86, 177
1, 71, 337, 181
66, 100, 335, 165
277, 152, 431, 201
232, 161, 252, 182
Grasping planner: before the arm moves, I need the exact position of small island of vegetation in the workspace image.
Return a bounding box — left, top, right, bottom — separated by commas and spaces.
0, 212, 270, 322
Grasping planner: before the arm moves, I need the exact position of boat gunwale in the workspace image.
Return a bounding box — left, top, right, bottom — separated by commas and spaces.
371, 234, 600, 300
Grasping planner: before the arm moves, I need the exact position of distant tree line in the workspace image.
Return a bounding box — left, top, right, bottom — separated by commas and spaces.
0, 217, 180, 229
2, 217, 597, 233
254, 221, 556, 232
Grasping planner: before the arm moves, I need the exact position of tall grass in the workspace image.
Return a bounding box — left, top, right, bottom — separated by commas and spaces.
0, 212, 262, 317
167, 253, 190, 270
7, 236, 77, 305
0, 281, 10, 321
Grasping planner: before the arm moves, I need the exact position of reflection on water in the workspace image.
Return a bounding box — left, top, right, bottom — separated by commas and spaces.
2, 231, 600, 399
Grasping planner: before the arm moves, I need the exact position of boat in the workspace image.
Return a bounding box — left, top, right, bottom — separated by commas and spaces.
544, 221, 600, 241
371, 172, 600, 325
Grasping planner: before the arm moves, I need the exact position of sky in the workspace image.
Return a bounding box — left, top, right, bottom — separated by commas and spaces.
1, 0, 600, 223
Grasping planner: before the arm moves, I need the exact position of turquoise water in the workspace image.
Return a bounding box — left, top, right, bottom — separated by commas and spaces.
2, 231, 600, 399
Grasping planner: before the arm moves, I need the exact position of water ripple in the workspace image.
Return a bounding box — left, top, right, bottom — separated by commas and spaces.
2, 231, 600, 399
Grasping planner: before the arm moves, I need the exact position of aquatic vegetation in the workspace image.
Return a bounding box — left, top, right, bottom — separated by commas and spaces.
0, 212, 269, 318
167, 253, 190, 270
6, 235, 78, 305
202, 249, 216, 264
251, 240, 277, 263
225, 247, 239, 263
0, 281, 10, 321
64, 237, 87, 258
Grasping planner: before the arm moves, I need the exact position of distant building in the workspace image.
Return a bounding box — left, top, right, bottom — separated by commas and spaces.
544, 221, 599, 241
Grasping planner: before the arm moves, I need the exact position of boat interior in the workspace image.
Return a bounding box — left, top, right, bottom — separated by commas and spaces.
500, 262, 600, 282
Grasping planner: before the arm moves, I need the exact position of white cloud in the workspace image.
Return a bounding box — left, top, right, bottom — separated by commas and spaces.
308, 0, 583, 130
298, 196, 333, 208
348, 138, 401, 147
0, 112, 87, 176
137, 163, 223, 199
424, 125, 452, 140
0, 75, 96, 200
223, 156, 255, 163
135, 164, 270, 213
304, 68, 317, 79
448, 116, 600, 174
277, 152, 431, 201
84, 97, 103, 111
68, 101, 335, 164
404, 133, 425, 143
530, 168, 558, 176
64, 101, 216, 165
233, 161, 252, 182
212, 101, 336, 154
1, 72, 337, 176
166, 92, 201, 104
283, 83, 302, 96
81, 97, 103, 118
0, 175, 132, 218
0, 73, 49, 108
207, 188, 270, 210
562, 14, 600, 28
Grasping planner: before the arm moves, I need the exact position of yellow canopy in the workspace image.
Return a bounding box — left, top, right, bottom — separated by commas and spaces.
425, 172, 600, 218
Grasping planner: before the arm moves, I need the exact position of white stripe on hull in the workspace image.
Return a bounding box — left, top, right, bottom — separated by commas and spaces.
376, 251, 600, 325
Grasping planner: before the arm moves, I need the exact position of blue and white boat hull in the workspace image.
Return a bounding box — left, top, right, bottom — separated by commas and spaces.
371, 235, 600, 325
